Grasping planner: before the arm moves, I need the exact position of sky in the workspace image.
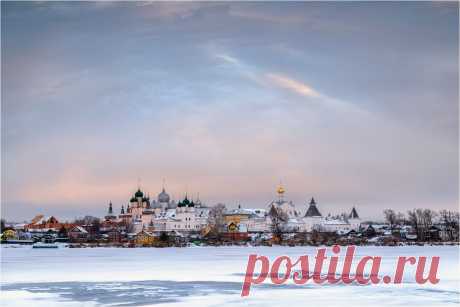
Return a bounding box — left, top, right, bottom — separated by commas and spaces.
1, 1, 458, 222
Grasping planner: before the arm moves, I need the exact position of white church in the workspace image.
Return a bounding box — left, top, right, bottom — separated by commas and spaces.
225, 184, 362, 234
267, 184, 362, 233
105, 183, 361, 235
111, 186, 209, 234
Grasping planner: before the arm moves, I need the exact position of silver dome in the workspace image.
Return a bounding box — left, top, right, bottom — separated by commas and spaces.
168, 200, 177, 209
158, 188, 170, 203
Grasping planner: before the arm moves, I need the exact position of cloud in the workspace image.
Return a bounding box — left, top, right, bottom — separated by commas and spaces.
215, 54, 241, 66
214, 52, 364, 114
265, 73, 320, 98
2, 2, 457, 221
262, 72, 370, 119
136, 2, 218, 20
228, 6, 307, 24
214, 52, 320, 98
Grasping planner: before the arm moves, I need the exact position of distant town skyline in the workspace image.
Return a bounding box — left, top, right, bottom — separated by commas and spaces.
2, 2, 458, 221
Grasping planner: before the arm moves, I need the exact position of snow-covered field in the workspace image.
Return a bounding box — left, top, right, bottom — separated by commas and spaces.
1, 245, 459, 306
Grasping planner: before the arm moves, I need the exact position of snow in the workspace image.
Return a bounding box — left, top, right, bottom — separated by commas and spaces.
70, 226, 88, 234
1, 246, 459, 306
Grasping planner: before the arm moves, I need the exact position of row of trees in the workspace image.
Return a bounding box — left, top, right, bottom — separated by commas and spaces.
383, 209, 459, 241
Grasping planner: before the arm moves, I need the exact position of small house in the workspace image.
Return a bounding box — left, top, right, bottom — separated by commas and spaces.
68, 226, 89, 243
134, 230, 155, 246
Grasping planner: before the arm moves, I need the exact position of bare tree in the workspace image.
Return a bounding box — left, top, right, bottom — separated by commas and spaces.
439, 210, 459, 241
407, 209, 419, 239
92, 218, 101, 234
310, 229, 320, 245
422, 209, 436, 227
127, 222, 136, 234
74, 215, 100, 226
407, 209, 437, 241
396, 212, 406, 225
58, 225, 68, 238
384, 209, 397, 231
423, 209, 436, 241
207, 203, 226, 236
269, 205, 288, 243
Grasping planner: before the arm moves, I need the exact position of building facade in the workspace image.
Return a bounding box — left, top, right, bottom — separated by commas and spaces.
237, 185, 362, 234
104, 186, 210, 235
103, 184, 360, 236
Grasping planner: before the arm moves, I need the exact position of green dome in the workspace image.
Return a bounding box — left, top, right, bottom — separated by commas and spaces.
135, 189, 143, 198
130, 197, 137, 203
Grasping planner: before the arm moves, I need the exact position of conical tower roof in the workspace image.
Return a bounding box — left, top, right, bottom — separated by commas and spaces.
349, 207, 359, 219
304, 197, 322, 217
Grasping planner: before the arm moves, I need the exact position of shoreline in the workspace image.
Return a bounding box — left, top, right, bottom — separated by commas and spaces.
1, 241, 459, 249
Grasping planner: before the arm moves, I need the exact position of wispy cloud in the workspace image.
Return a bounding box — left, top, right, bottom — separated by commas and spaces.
228, 6, 307, 24
265, 73, 320, 98
214, 52, 365, 114
135, 2, 211, 20
215, 54, 241, 66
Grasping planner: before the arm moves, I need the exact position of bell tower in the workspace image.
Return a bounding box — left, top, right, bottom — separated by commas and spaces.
277, 182, 285, 203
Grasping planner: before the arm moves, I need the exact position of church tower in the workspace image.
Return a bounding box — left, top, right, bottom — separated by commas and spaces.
277, 183, 285, 203
269, 184, 297, 219
302, 197, 323, 232
348, 206, 361, 231
105, 202, 117, 221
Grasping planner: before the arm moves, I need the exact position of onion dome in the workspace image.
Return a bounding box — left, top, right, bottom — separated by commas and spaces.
182, 196, 190, 206
120, 205, 125, 214
158, 188, 170, 203
135, 189, 144, 198
189, 200, 195, 207
130, 197, 137, 203
195, 194, 202, 206
277, 184, 285, 195
177, 201, 184, 207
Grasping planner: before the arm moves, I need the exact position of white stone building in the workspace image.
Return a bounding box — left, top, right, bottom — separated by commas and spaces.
111, 187, 209, 235
153, 195, 209, 233
302, 197, 324, 232
107, 184, 360, 236
265, 185, 362, 234
267, 185, 304, 232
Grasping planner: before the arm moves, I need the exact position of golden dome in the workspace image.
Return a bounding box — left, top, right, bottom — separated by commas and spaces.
277, 185, 285, 195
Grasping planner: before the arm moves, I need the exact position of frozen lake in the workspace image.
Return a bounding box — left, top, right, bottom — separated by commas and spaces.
1, 245, 459, 306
